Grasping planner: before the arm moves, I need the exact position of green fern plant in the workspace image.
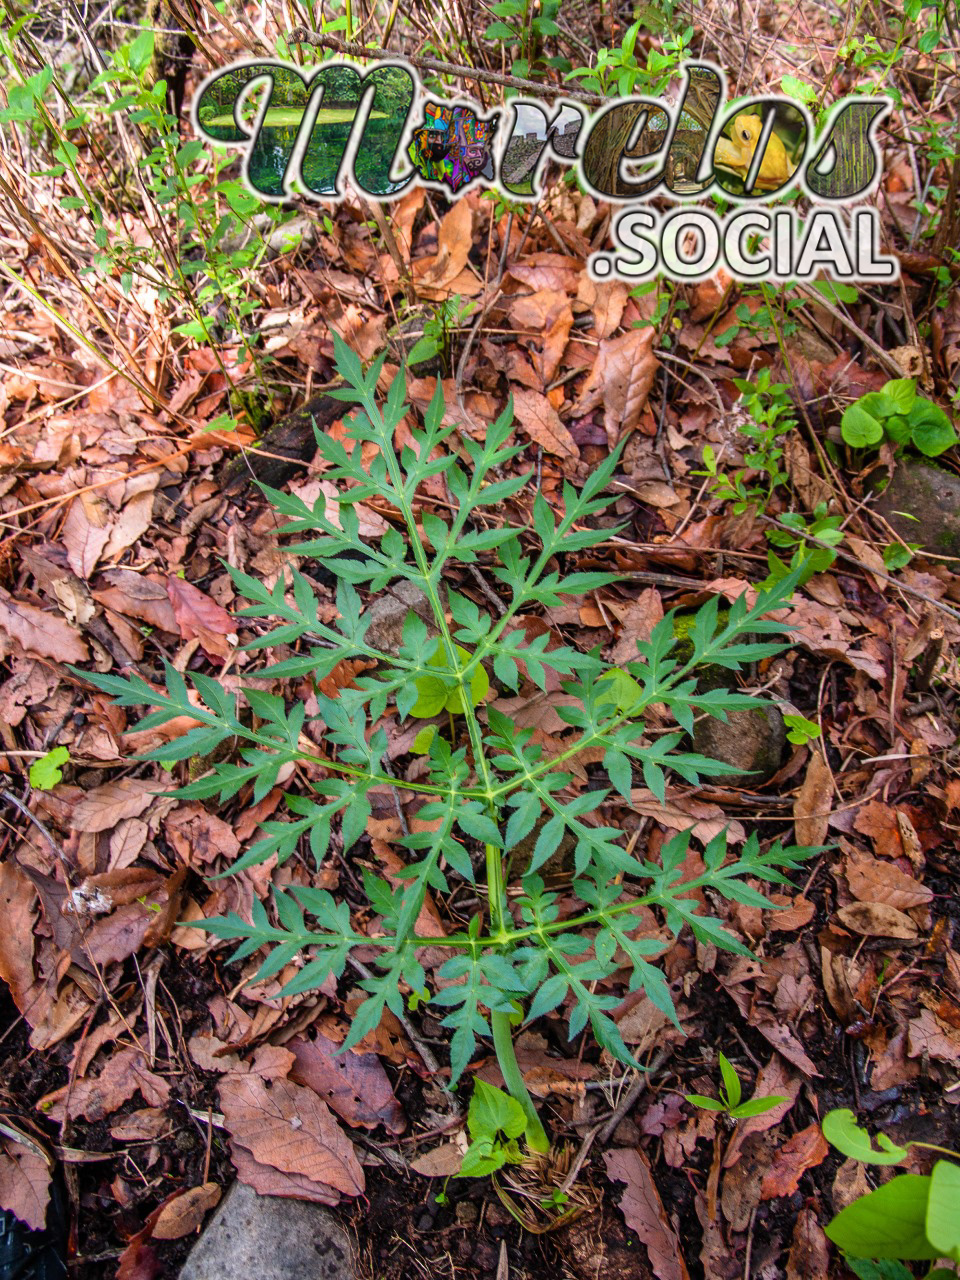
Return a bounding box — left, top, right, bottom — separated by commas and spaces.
76, 336, 816, 1156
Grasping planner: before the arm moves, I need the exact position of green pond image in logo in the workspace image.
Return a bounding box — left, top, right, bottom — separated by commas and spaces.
196, 61, 414, 197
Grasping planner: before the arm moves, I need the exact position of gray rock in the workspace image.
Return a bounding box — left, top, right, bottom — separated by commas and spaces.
693, 704, 786, 786
873, 459, 960, 557
179, 1181, 355, 1280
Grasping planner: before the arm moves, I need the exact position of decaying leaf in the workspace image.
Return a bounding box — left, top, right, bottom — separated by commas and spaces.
218, 1070, 364, 1198
603, 1148, 690, 1280
150, 1183, 221, 1240
0, 1136, 51, 1231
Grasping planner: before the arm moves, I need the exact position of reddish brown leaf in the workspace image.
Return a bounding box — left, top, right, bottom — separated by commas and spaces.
0, 588, 88, 662
166, 576, 237, 660
760, 1124, 829, 1200
218, 1072, 364, 1197
289, 1033, 406, 1135
846, 852, 932, 911
835, 902, 918, 939
603, 1148, 690, 1280
229, 1142, 340, 1205
511, 388, 579, 460
0, 1137, 51, 1232
151, 1183, 221, 1240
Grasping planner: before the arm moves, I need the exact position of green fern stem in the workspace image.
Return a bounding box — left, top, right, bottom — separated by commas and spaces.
485, 841, 550, 1154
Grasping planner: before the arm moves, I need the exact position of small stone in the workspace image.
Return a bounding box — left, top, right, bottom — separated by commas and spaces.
693, 704, 786, 786
179, 1180, 355, 1280
873, 458, 960, 558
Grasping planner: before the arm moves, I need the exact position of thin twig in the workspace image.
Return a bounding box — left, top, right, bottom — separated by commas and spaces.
287, 30, 605, 103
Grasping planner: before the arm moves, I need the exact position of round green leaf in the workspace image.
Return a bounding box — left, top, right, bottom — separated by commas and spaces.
842, 402, 885, 449
883, 415, 911, 445
597, 667, 644, 712
409, 645, 489, 718
908, 399, 957, 457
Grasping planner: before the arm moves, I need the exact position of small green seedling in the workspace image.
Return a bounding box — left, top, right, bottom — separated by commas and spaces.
29, 746, 70, 791
686, 1051, 786, 1120
841, 379, 957, 457
823, 1109, 960, 1274
461, 1080, 529, 1177
783, 714, 821, 746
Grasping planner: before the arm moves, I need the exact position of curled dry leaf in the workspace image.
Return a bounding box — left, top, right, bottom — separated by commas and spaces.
603, 1147, 690, 1280
570, 327, 658, 449
759, 1124, 829, 1200
835, 901, 919, 939
38, 1045, 171, 1122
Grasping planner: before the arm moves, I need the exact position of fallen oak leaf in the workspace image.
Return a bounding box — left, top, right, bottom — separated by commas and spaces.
0, 1136, 51, 1231
760, 1123, 829, 1200
603, 1148, 690, 1280
511, 388, 580, 461
150, 1183, 221, 1240
835, 902, 919, 939
218, 1071, 364, 1197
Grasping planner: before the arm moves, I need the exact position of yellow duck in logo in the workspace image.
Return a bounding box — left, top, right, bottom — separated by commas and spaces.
714, 113, 796, 191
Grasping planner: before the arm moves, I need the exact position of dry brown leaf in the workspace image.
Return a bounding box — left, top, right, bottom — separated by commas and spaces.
165, 805, 240, 869
62, 493, 112, 579
0, 859, 37, 1015
721, 1132, 774, 1230
793, 751, 833, 847
92, 571, 178, 633
412, 201, 478, 299
70, 779, 155, 833
723, 1057, 800, 1169
577, 276, 628, 339
110, 1108, 169, 1141
511, 388, 579, 460
167, 576, 237, 660
410, 1144, 465, 1178
786, 1206, 831, 1280
570, 327, 658, 448
845, 853, 932, 911
508, 290, 573, 386
0, 588, 88, 662
38, 1046, 170, 1122
835, 902, 919, 939
611, 589, 664, 665
289, 1033, 406, 1135
0, 1136, 51, 1231
603, 1148, 690, 1280
760, 1124, 829, 1200
630, 790, 746, 844
908, 1008, 960, 1063
150, 1183, 221, 1240
230, 1141, 340, 1205
218, 1071, 364, 1197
